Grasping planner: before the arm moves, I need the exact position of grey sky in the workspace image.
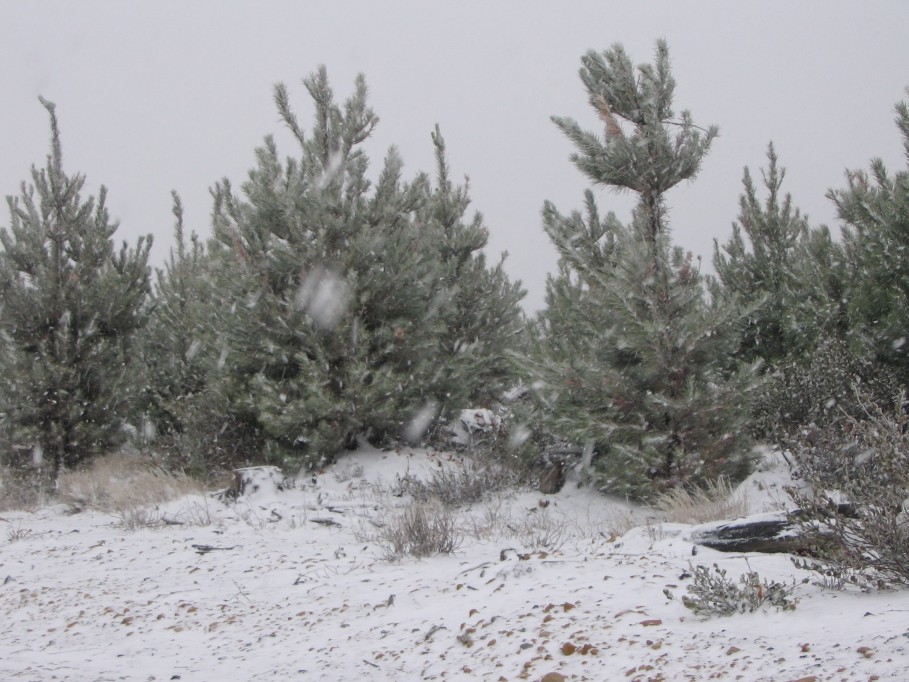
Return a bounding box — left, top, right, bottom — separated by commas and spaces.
2, 1, 908, 313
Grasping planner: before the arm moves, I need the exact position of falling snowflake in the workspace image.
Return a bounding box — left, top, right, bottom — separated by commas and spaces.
295, 265, 350, 330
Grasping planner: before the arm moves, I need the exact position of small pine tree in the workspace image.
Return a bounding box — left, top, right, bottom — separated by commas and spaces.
416, 127, 525, 419
527, 41, 759, 499
138, 193, 227, 471
831, 93, 909, 387
0, 99, 152, 480
713, 144, 834, 369
203, 68, 523, 469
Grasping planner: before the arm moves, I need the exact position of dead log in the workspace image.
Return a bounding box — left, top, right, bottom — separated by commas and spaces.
690, 505, 857, 554
691, 512, 807, 554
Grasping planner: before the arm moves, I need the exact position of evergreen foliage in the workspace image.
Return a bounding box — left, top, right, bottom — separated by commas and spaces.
713, 144, 839, 368
200, 68, 523, 469
831, 93, 909, 387
0, 99, 152, 479
138, 193, 228, 473
527, 42, 759, 499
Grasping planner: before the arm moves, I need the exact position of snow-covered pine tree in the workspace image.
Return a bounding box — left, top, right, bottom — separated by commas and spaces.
713, 144, 839, 369
415, 127, 525, 420
204, 68, 523, 469
528, 41, 759, 500
0, 99, 152, 481
137, 192, 228, 471
831, 94, 909, 386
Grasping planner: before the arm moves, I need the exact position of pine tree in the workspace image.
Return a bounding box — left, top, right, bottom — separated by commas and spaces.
713, 144, 839, 369
528, 41, 759, 499
830, 93, 909, 386
416, 127, 525, 419
0, 99, 152, 480
137, 192, 224, 470
203, 68, 523, 469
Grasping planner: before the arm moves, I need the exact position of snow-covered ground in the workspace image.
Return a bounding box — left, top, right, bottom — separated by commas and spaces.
2, 447, 908, 681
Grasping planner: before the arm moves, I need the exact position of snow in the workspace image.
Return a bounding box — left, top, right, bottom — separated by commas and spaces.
2, 448, 909, 681
448, 408, 502, 447
295, 266, 350, 331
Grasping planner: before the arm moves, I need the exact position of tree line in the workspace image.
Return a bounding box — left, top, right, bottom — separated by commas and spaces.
2, 42, 908, 501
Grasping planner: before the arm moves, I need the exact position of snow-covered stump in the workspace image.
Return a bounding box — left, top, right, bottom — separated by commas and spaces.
215, 466, 290, 502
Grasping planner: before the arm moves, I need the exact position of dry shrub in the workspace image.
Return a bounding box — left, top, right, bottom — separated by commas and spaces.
788, 397, 909, 589
391, 457, 523, 508
58, 451, 202, 513
0, 464, 50, 511
504, 507, 568, 550
654, 478, 749, 525
375, 501, 462, 560
752, 337, 899, 446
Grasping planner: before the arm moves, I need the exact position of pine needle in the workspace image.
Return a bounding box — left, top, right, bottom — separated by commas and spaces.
595, 94, 624, 139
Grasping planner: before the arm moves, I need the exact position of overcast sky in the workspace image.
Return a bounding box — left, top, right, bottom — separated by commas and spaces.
2, 2, 908, 313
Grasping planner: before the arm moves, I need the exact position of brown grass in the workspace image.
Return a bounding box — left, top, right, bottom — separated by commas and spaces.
653, 478, 749, 525
58, 452, 202, 513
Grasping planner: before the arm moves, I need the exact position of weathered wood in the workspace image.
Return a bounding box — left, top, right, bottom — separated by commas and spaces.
691, 512, 808, 554
691, 504, 858, 554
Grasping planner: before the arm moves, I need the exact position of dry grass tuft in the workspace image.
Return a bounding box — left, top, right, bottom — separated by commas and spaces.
0, 465, 49, 512
653, 478, 749, 525
58, 452, 202, 513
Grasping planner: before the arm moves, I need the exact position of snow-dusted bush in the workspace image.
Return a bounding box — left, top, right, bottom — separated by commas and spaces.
751, 337, 898, 447
391, 456, 522, 509
682, 563, 798, 618
788, 399, 909, 589
375, 501, 461, 560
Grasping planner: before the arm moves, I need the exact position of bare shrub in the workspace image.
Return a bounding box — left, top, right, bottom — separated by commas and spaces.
682, 562, 798, 618
7, 524, 34, 542
603, 506, 647, 538
375, 501, 462, 559
58, 452, 202, 513
115, 506, 166, 530
788, 397, 909, 589
177, 498, 214, 526
391, 458, 522, 508
505, 507, 567, 551
654, 477, 749, 524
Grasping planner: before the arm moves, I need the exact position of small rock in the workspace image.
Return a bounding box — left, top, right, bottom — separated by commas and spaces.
540, 674, 567, 682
